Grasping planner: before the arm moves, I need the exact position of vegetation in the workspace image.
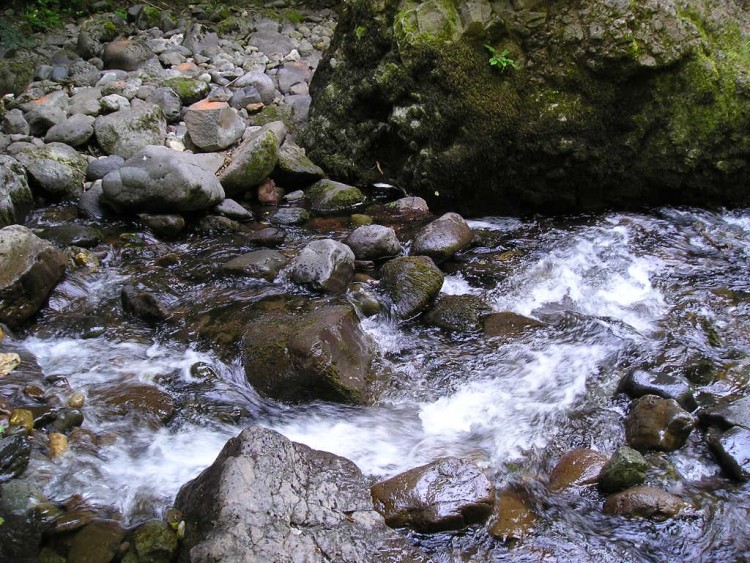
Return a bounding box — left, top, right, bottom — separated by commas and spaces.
484, 45, 517, 72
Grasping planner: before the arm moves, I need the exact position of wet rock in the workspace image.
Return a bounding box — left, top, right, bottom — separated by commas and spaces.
548, 448, 608, 491
184, 100, 245, 152
488, 488, 536, 542
699, 395, 750, 430
48, 432, 67, 459
707, 426, 750, 481
0, 480, 47, 560
0, 225, 67, 328
68, 519, 127, 563
0, 156, 33, 227
67, 393, 85, 409
411, 212, 473, 263
86, 155, 125, 181
145, 87, 183, 124
271, 138, 325, 189
97, 383, 175, 426
269, 206, 310, 226
247, 226, 285, 247
213, 198, 253, 221
121, 282, 170, 322
218, 125, 281, 196
102, 146, 224, 213
619, 369, 696, 410
0, 435, 31, 483
138, 213, 186, 238
94, 104, 167, 159
626, 395, 695, 452
371, 457, 495, 533
344, 224, 402, 260
197, 215, 242, 233
0, 353, 21, 376
424, 294, 491, 332
483, 311, 544, 338
598, 447, 649, 493
290, 239, 355, 293
52, 408, 84, 432
306, 179, 366, 214
175, 426, 423, 562
221, 250, 289, 282
162, 77, 210, 106
15, 143, 88, 200
241, 302, 375, 404
379, 256, 444, 319
125, 519, 178, 562
40, 225, 102, 249
603, 486, 684, 520
103, 39, 154, 71
2, 109, 29, 136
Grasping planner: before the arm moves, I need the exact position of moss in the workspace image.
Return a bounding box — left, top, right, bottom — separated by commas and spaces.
282, 9, 305, 24
243, 131, 279, 186
163, 77, 209, 105
250, 105, 294, 129
140, 6, 161, 28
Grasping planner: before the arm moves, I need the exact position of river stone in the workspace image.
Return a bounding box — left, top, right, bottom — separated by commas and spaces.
248, 227, 286, 247
371, 456, 495, 533
77, 14, 121, 60
0, 435, 31, 483
2, 109, 29, 136
700, 395, 750, 430
488, 488, 536, 542
218, 126, 280, 195
68, 519, 127, 563
87, 155, 125, 181
68, 60, 101, 87
139, 213, 186, 238
483, 311, 544, 338
68, 87, 103, 116
0, 480, 47, 561
40, 225, 102, 248
306, 179, 366, 214
603, 486, 684, 521
0, 156, 33, 227
241, 302, 375, 404
79, 181, 109, 220
175, 426, 425, 563
619, 369, 696, 411
213, 198, 253, 221
229, 85, 263, 110
410, 212, 473, 263
548, 448, 608, 491
424, 294, 491, 332
145, 87, 183, 124
94, 104, 167, 159
269, 206, 309, 226
233, 71, 276, 104
126, 519, 178, 562
380, 256, 444, 319
707, 426, 750, 481
102, 145, 224, 212
290, 239, 355, 293
163, 77, 210, 106
221, 250, 289, 282
22, 91, 68, 137
184, 100, 245, 152
44, 113, 96, 147
97, 383, 175, 426
103, 39, 154, 71
100, 93, 130, 112
598, 447, 649, 493
344, 224, 402, 260
271, 138, 325, 189
52, 408, 84, 433
15, 142, 88, 200
625, 395, 695, 452
121, 282, 170, 323
0, 225, 67, 328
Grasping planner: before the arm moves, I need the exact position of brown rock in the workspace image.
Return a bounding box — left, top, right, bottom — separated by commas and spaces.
68, 519, 127, 563
9, 409, 33, 432
548, 448, 608, 491
625, 394, 695, 452
483, 312, 544, 338
488, 488, 536, 541
257, 178, 283, 205
603, 486, 684, 520
97, 383, 175, 426
48, 432, 67, 459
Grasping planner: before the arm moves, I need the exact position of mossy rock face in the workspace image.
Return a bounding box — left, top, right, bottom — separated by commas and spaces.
163, 77, 210, 105
380, 255, 444, 319
306, 179, 366, 214
302, 0, 750, 214
0, 49, 43, 97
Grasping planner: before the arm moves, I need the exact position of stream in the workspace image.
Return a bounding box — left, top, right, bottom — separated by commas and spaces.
5, 204, 750, 561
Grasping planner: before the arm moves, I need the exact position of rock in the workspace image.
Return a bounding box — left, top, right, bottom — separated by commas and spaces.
625, 395, 695, 452
257, 178, 282, 205
290, 239, 355, 293
241, 302, 375, 404
548, 448, 608, 491
598, 447, 649, 493
229, 85, 263, 110
392, 196, 430, 215
67, 393, 85, 409
0, 225, 67, 328
233, 71, 276, 104
138, 213, 186, 238
8, 409, 32, 432
268, 206, 309, 226
51, 409, 84, 433
2, 109, 29, 136
184, 100, 245, 152
371, 457, 495, 533
44, 113, 96, 147
197, 215, 242, 233
94, 104, 167, 159
603, 486, 684, 520
277, 61, 311, 95
77, 14, 121, 59
344, 224, 401, 260
40, 225, 102, 249
424, 294, 491, 332
121, 283, 170, 322
175, 426, 424, 562
619, 369, 696, 410
97, 383, 175, 426
0, 435, 31, 483
0, 353, 21, 376
48, 433, 67, 459
68, 87, 103, 116
483, 311, 544, 338
218, 125, 280, 195
103, 39, 154, 71
86, 155, 125, 181
78, 181, 109, 220
100, 93, 130, 112
700, 395, 750, 430
379, 256, 444, 319
221, 250, 289, 282
351, 214, 373, 227
22, 91, 68, 137
0, 156, 34, 227
145, 87, 183, 124
15, 143, 88, 200
162, 77, 210, 106
306, 179, 366, 214
102, 146, 224, 212
707, 426, 750, 481
0, 480, 47, 560
68, 60, 100, 87
249, 28, 296, 58
125, 519, 178, 562
488, 488, 536, 542
68, 519, 127, 563
213, 198, 253, 221
411, 212, 473, 263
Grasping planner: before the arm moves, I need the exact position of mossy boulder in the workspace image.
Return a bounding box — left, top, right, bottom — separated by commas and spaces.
0, 49, 43, 97
380, 255, 444, 319
306, 179, 366, 214
302, 0, 750, 214
598, 447, 649, 493
0, 156, 33, 227
218, 125, 281, 196
163, 77, 210, 106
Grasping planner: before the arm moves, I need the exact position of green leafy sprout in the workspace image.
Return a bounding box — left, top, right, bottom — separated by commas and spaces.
484, 45, 518, 72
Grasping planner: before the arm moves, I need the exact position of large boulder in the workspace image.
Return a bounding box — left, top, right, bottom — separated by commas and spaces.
175, 426, 425, 562
14, 143, 88, 201
410, 212, 473, 263
184, 100, 246, 152
272, 139, 326, 189
379, 256, 444, 319
102, 39, 155, 71
94, 104, 167, 159
301, 0, 750, 215
0, 157, 34, 227
370, 457, 495, 533
0, 225, 66, 328
306, 179, 366, 214
625, 395, 695, 452
218, 125, 281, 195
290, 239, 355, 293
102, 146, 224, 213
344, 224, 402, 260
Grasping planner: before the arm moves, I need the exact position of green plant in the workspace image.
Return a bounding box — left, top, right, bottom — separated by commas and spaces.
484, 45, 518, 72
24, 0, 62, 31
0, 516, 4, 526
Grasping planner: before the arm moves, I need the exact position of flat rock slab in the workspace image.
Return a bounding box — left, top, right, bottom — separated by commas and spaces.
94, 103, 167, 159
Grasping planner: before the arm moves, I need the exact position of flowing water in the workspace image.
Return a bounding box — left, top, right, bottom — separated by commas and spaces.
5, 206, 750, 561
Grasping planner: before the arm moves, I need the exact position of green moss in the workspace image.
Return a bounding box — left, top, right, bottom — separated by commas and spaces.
140, 6, 161, 27
163, 77, 209, 105
243, 131, 279, 186
393, 0, 461, 56
250, 105, 294, 129
282, 9, 305, 24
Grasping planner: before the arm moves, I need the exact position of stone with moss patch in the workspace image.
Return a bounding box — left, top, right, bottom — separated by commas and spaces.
219, 126, 281, 196
379, 255, 444, 319
306, 179, 366, 214
163, 77, 210, 105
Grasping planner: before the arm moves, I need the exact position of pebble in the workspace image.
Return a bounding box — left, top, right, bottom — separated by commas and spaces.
10, 409, 34, 432
67, 392, 86, 409
0, 353, 21, 377
49, 432, 68, 458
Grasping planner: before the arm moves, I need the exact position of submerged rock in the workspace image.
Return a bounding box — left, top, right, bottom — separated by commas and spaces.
221, 250, 289, 282
379, 256, 444, 319
0, 435, 31, 483
488, 487, 537, 542
483, 311, 544, 338
371, 457, 495, 533
424, 294, 491, 332
598, 447, 649, 493
707, 426, 750, 482
175, 426, 425, 562
603, 486, 684, 521
68, 519, 127, 563
625, 395, 695, 452
548, 448, 608, 491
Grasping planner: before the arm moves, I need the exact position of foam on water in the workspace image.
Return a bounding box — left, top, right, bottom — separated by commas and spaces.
441, 273, 482, 296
